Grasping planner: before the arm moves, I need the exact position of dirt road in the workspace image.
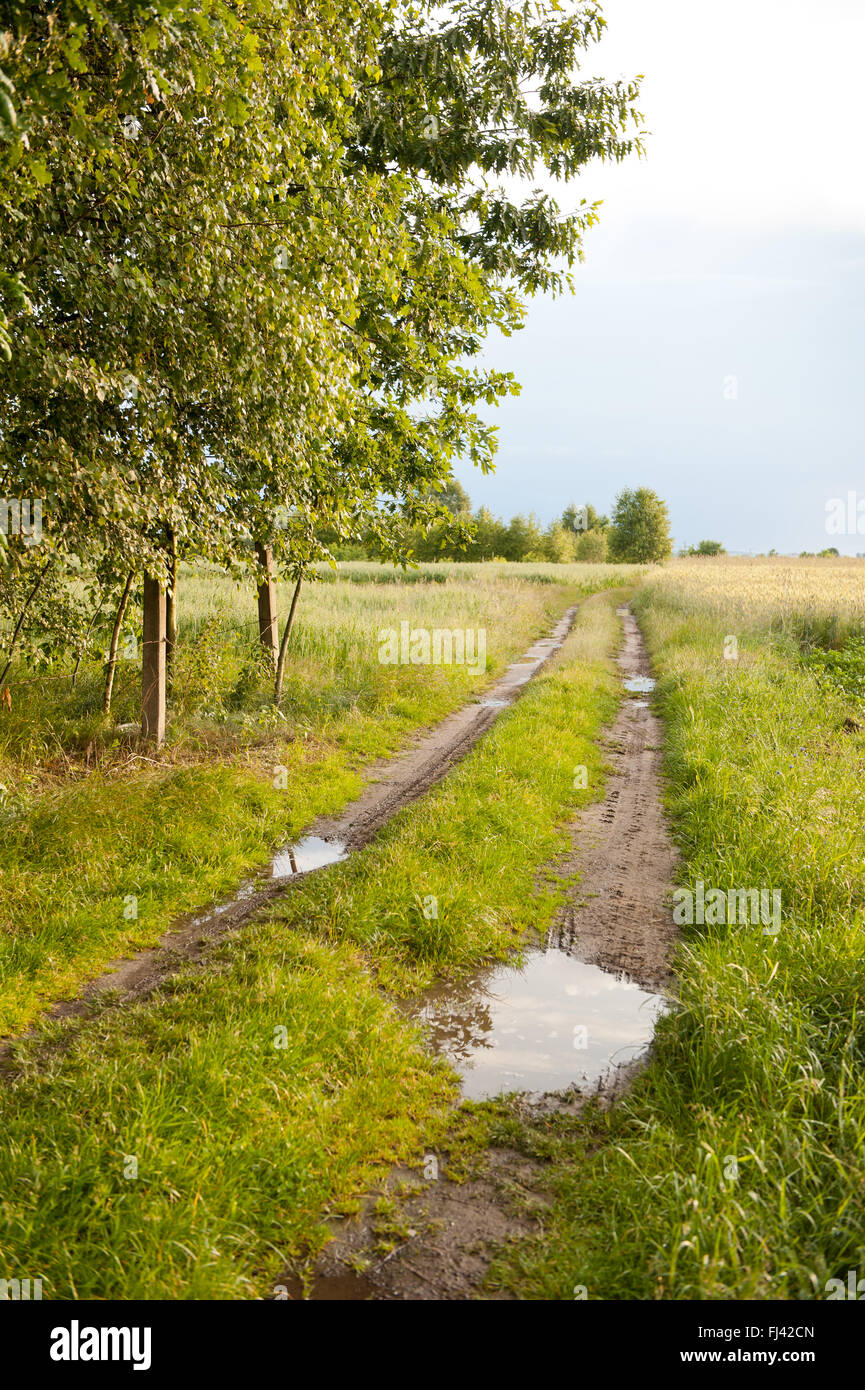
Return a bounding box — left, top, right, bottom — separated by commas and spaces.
291, 604, 678, 1299
549, 605, 678, 993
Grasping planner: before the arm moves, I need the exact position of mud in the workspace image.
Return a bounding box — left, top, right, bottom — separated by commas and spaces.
280, 1150, 546, 1302
548, 605, 678, 993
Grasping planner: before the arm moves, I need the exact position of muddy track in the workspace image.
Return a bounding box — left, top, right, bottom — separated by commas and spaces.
291, 604, 678, 1300
1, 606, 577, 1054
548, 605, 678, 993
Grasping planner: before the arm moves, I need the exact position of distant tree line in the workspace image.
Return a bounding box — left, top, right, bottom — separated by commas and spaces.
679, 540, 726, 557
328, 484, 674, 564
320, 480, 610, 562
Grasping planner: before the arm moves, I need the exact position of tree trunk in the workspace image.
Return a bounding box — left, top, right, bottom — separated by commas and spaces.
165, 528, 178, 679
255, 542, 279, 669
141, 574, 167, 745
103, 570, 134, 715
274, 574, 303, 707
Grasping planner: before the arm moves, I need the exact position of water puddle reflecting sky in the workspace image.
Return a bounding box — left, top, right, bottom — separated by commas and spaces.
270, 835, 349, 879
410, 949, 665, 1101
623, 676, 656, 693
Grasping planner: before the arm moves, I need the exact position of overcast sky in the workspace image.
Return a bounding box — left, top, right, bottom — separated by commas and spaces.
455, 0, 865, 554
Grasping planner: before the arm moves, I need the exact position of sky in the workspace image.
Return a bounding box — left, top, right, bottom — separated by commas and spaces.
454, 0, 865, 554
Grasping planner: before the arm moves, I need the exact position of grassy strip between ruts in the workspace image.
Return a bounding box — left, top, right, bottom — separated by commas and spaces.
1, 575, 602, 1038
0, 590, 623, 1299
486, 585, 865, 1300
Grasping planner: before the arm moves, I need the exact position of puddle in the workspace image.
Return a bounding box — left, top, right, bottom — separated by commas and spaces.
478, 698, 510, 709
410, 949, 665, 1101
270, 835, 349, 879
507, 661, 543, 686
623, 676, 656, 693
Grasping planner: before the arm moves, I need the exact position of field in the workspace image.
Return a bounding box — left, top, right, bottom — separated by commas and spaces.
0, 557, 863, 1301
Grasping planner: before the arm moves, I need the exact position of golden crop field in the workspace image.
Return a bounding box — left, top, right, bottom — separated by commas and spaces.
643, 556, 865, 629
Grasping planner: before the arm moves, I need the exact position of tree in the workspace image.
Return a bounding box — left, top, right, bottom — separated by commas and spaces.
681, 539, 725, 557
607, 488, 672, 564
435, 479, 472, 517
575, 528, 606, 562
306, 0, 644, 567
464, 506, 508, 560
501, 513, 544, 561
562, 502, 608, 535
543, 521, 578, 563
0, 0, 399, 694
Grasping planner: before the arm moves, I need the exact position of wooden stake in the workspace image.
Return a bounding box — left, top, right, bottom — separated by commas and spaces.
255, 542, 279, 668
103, 569, 134, 715
141, 574, 166, 745
165, 528, 178, 678
274, 573, 303, 707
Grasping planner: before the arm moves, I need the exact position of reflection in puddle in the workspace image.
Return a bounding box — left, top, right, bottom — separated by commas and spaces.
623, 676, 656, 693
478, 698, 510, 709
410, 949, 665, 1101
507, 659, 543, 685
270, 835, 349, 879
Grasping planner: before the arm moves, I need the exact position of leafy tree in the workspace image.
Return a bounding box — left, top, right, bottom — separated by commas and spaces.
308, 0, 644, 567
575, 528, 606, 562
435, 479, 472, 516
463, 506, 508, 560
681, 539, 725, 557
607, 487, 672, 564
500, 513, 543, 561
542, 521, 578, 563
562, 501, 608, 535
0, 0, 395, 676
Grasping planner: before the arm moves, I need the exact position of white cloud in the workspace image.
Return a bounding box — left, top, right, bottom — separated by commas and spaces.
563, 0, 865, 232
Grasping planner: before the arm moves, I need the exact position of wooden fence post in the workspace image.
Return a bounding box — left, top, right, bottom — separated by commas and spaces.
142, 574, 166, 745
165, 527, 178, 677
255, 542, 279, 669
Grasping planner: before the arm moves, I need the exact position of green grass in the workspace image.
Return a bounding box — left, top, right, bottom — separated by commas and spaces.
803, 632, 865, 709
0, 562, 637, 1036
0, 589, 624, 1299
487, 582, 865, 1300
